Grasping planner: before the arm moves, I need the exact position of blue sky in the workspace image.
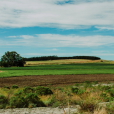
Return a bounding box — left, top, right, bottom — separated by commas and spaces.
0, 0, 114, 60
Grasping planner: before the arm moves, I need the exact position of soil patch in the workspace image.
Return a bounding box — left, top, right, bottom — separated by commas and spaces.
0, 74, 114, 87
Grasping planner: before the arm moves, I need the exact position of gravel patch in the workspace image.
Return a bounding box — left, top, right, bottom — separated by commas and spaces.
0, 107, 80, 114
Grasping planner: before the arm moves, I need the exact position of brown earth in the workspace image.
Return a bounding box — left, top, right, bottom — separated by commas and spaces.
0, 74, 114, 87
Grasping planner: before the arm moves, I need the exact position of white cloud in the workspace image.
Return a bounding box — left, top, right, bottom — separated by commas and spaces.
0, 0, 114, 29
1, 34, 113, 47
95, 26, 114, 30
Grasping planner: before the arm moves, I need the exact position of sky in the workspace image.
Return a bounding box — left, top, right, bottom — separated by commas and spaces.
0, 0, 114, 60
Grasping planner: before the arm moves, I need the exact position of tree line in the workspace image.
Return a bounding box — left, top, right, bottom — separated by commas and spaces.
0, 51, 101, 67
24, 55, 101, 61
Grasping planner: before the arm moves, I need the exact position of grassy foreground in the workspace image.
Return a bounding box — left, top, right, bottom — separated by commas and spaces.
1, 62, 114, 77
0, 82, 114, 114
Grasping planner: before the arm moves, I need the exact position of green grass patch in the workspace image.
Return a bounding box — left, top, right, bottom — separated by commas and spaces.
0, 63, 114, 77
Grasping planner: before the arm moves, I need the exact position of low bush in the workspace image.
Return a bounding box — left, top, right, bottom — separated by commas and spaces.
72, 87, 79, 94
106, 88, 114, 97
84, 81, 93, 88
79, 100, 97, 112
45, 96, 61, 107
102, 86, 111, 90
100, 92, 110, 102
0, 95, 8, 108
106, 101, 114, 114
10, 92, 45, 108
23, 86, 34, 94
10, 96, 27, 108
71, 87, 85, 95
35, 86, 53, 95
4, 86, 10, 89
25, 93, 45, 107
12, 85, 19, 89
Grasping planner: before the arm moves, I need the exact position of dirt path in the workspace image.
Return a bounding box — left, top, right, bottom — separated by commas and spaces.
0, 74, 114, 87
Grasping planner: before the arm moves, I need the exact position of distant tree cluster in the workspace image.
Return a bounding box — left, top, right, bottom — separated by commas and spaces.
0, 51, 25, 67
0, 51, 101, 67
24, 55, 101, 61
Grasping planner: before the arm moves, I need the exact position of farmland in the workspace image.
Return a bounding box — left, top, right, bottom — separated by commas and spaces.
1, 60, 114, 77
0, 59, 114, 87
0, 59, 114, 113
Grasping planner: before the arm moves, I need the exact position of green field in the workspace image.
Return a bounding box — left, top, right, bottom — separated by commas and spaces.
1, 63, 114, 77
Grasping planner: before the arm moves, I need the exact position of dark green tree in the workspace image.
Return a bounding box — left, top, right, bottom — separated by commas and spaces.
0, 51, 25, 67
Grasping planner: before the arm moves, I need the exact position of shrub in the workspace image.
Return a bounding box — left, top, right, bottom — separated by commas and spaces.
106, 101, 114, 114
23, 86, 34, 94
14, 90, 23, 96
0, 95, 8, 108
35, 86, 53, 95
100, 92, 110, 102
12, 85, 19, 89
45, 96, 60, 107
79, 100, 97, 112
4, 86, 10, 89
106, 88, 114, 97
84, 81, 93, 88
92, 81, 98, 85
101, 86, 111, 91
10, 92, 45, 108
71, 87, 85, 95
10, 95, 27, 108
71, 87, 79, 94
25, 93, 45, 107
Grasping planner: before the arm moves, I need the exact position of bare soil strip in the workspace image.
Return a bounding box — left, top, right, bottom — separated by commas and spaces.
0, 74, 114, 87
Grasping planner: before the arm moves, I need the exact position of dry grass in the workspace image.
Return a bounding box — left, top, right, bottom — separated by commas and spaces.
94, 108, 108, 114
25, 59, 102, 65
0, 83, 113, 114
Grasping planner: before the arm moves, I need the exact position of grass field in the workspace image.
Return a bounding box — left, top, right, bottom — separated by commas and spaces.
0, 59, 114, 77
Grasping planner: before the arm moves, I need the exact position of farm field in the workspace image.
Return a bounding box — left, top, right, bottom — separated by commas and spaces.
0, 59, 114, 113
0, 74, 114, 87
1, 61, 114, 77
0, 59, 114, 86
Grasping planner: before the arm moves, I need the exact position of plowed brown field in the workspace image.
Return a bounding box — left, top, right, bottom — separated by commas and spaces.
0, 74, 114, 87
